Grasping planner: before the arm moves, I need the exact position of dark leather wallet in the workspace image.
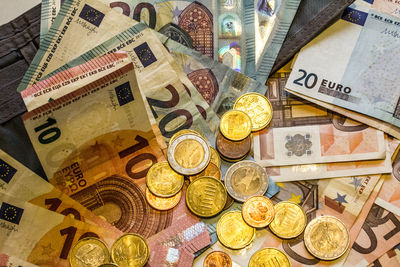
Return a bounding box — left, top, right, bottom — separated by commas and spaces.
270, 0, 355, 75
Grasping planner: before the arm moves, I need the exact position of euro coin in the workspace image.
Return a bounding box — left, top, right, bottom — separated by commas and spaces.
146, 162, 184, 197
189, 162, 221, 182
219, 110, 252, 141
168, 133, 211, 175
219, 153, 248, 163
145, 187, 182, 211
169, 129, 204, 146
223, 195, 235, 210
209, 146, 221, 168
249, 248, 291, 267
224, 161, 269, 202
269, 201, 307, 239
242, 196, 275, 228
186, 176, 227, 217
204, 251, 232, 267
69, 237, 110, 267
216, 132, 251, 160
304, 216, 350, 260
111, 233, 149, 267
233, 93, 273, 131
217, 211, 255, 249
98, 264, 119, 267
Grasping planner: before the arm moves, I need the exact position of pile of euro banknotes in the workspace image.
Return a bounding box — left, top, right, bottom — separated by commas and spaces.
1, 0, 400, 266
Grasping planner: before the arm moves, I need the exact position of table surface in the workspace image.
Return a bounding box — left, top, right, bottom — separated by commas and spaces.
0, 0, 41, 26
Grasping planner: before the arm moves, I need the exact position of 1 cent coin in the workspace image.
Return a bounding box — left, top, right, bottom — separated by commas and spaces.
219, 110, 252, 141
233, 93, 273, 131
216, 132, 251, 160
242, 196, 275, 228
146, 162, 184, 197
69, 237, 110, 267
304, 215, 350, 260
111, 233, 149, 267
269, 201, 307, 239
203, 251, 232, 267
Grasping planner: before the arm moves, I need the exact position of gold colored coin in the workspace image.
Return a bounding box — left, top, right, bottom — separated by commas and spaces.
111, 233, 149, 267
98, 264, 119, 267
242, 196, 275, 228
69, 237, 110, 267
269, 201, 307, 239
146, 162, 184, 197
219, 110, 252, 141
209, 146, 221, 168
169, 129, 204, 146
168, 134, 211, 175
217, 211, 255, 249
219, 153, 248, 163
233, 93, 273, 131
189, 162, 222, 182
304, 216, 350, 260
145, 187, 182, 211
249, 248, 291, 267
186, 176, 227, 217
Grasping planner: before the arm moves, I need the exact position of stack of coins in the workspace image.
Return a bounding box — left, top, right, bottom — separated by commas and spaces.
70, 234, 150, 267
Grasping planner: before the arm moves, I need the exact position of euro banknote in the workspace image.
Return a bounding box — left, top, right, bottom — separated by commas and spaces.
40, 0, 300, 81
253, 72, 386, 167
0, 253, 38, 267
17, 0, 139, 92
286, 0, 400, 134
0, 192, 120, 267
40, 0, 64, 44
0, 148, 120, 234
194, 174, 381, 266
372, 246, 400, 267
23, 57, 171, 237
266, 134, 398, 182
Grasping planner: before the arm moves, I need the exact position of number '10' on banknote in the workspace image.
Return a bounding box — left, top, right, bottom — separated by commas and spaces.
286, 0, 400, 130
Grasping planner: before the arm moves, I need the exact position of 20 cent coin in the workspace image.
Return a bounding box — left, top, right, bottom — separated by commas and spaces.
269, 201, 307, 239
111, 233, 149, 267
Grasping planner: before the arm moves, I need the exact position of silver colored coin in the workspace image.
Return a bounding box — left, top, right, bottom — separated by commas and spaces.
167, 133, 211, 175
224, 160, 269, 202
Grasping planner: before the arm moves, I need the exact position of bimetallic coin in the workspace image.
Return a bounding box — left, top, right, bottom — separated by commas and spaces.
249, 248, 291, 267
216, 132, 251, 160
204, 251, 232, 267
219, 110, 252, 141
169, 129, 204, 146
69, 237, 110, 267
209, 146, 221, 168
224, 161, 269, 202
304, 216, 350, 260
111, 233, 149, 267
168, 134, 211, 175
233, 93, 273, 131
186, 176, 227, 217
146, 162, 184, 197
189, 162, 222, 182
242, 196, 275, 228
145, 187, 182, 211
217, 211, 255, 249
269, 201, 307, 239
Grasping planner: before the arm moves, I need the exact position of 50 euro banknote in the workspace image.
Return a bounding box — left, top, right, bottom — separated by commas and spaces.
286, 0, 400, 135
253, 71, 386, 167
